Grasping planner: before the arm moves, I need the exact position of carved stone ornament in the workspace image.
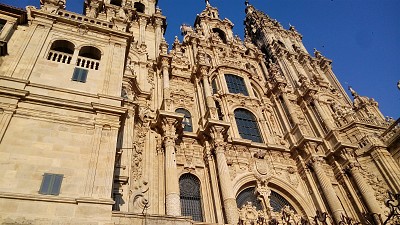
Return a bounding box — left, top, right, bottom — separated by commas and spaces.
40, 0, 66, 13
238, 202, 266, 225
286, 166, 300, 188
255, 157, 270, 176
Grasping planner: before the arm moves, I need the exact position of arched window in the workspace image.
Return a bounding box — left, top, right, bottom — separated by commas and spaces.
225, 74, 249, 96
212, 28, 227, 43
76, 46, 101, 71
50, 40, 74, 54
236, 188, 295, 213
236, 187, 263, 210
47, 40, 75, 64
234, 109, 262, 143
270, 191, 295, 213
175, 108, 193, 132
78, 46, 101, 60
134, 2, 145, 13
179, 174, 203, 221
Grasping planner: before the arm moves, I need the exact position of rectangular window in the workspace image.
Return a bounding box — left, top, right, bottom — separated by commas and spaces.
211, 79, 218, 94
225, 74, 249, 96
0, 19, 6, 32
39, 173, 63, 195
72, 67, 88, 83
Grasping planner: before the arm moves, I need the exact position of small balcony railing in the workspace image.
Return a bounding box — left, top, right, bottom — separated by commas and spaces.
47, 50, 72, 64
76, 56, 100, 70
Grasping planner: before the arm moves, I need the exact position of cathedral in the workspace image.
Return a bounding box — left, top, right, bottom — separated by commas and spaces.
0, 0, 399, 224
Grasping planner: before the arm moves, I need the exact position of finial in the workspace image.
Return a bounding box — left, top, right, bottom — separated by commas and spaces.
205, 0, 210, 6
245, 0, 249, 6
348, 86, 358, 97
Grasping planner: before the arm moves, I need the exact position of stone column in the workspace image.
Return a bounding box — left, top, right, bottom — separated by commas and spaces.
310, 156, 344, 224
160, 57, 172, 111
312, 99, 334, 130
280, 92, 300, 125
211, 126, 238, 224
347, 162, 384, 224
138, 16, 147, 45
162, 118, 181, 216
154, 17, 164, 56
203, 75, 216, 108
370, 147, 400, 191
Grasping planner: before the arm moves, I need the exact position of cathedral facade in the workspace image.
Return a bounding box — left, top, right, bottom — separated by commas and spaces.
0, 0, 399, 224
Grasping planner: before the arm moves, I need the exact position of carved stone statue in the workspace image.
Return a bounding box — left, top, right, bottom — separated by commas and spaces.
40, 0, 66, 13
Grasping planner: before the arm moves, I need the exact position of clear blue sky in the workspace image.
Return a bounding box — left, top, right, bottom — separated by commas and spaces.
2, 0, 399, 118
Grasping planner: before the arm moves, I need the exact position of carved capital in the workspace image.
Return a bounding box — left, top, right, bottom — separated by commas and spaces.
161, 118, 178, 142
309, 156, 325, 167
160, 56, 170, 68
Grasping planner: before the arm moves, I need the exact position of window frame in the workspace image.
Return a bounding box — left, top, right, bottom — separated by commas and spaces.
175, 108, 193, 132
225, 74, 249, 96
179, 173, 203, 222
0, 19, 7, 33
72, 67, 88, 83
234, 108, 263, 143
39, 173, 63, 196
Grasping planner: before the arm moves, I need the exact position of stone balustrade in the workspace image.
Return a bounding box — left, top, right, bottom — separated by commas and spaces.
47, 50, 72, 64
76, 56, 100, 70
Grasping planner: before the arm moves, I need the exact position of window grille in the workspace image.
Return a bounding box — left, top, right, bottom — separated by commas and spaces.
72, 67, 88, 83
175, 108, 193, 132
234, 108, 263, 143
225, 74, 249, 96
39, 173, 63, 195
236, 188, 295, 213
270, 191, 295, 213
179, 174, 203, 221
236, 187, 263, 210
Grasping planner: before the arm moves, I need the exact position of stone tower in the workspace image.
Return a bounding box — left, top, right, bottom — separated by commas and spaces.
0, 1, 399, 225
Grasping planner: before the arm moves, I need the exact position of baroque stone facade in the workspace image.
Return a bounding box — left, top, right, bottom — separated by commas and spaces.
0, 1, 399, 225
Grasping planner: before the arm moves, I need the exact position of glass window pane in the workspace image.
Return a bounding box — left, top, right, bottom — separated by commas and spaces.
39, 174, 52, 194
234, 109, 263, 143
225, 74, 249, 96
72, 68, 88, 83
179, 174, 203, 221
270, 191, 296, 213
236, 187, 263, 210
175, 108, 193, 132
50, 174, 63, 195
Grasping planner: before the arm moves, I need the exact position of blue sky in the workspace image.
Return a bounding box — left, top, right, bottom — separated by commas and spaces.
2, 0, 399, 118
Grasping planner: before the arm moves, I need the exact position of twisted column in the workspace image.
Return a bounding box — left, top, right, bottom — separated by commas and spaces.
310, 156, 344, 224
162, 118, 181, 216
